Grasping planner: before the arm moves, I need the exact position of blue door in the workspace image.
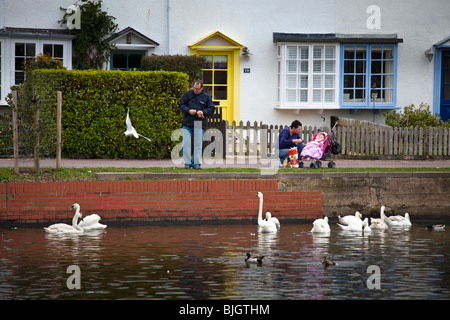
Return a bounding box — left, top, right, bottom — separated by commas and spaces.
441, 51, 450, 122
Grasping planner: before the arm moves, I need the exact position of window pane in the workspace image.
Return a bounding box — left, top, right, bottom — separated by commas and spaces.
384, 75, 394, 88
343, 89, 353, 102
299, 90, 308, 102
443, 85, 450, 99
444, 56, 450, 69
383, 47, 394, 59
313, 46, 323, 59
355, 47, 366, 59
313, 60, 322, 73
325, 60, 335, 73
287, 46, 297, 59
202, 55, 213, 69
383, 89, 393, 102
325, 46, 335, 59
356, 60, 365, 73
286, 89, 296, 102
15, 43, 25, 56
344, 47, 354, 59
355, 89, 365, 102
214, 55, 227, 69
344, 75, 354, 88
202, 70, 212, 84
15, 71, 24, 85
214, 70, 227, 84
371, 46, 382, 59
299, 46, 308, 59
26, 43, 35, 56
287, 60, 297, 73
299, 61, 308, 73
214, 86, 227, 100
287, 75, 297, 88
313, 75, 322, 88
299, 75, 308, 88
54, 45, 63, 58
112, 54, 126, 69
313, 89, 322, 102
325, 75, 334, 88
43, 44, 53, 56
325, 90, 334, 102
344, 60, 354, 73
15, 57, 25, 71
371, 75, 382, 88
128, 54, 142, 69
371, 60, 382, 74
355, 75, 366, 88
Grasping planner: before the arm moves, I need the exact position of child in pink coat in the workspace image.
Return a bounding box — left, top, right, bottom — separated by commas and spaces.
300, 132, 327, 159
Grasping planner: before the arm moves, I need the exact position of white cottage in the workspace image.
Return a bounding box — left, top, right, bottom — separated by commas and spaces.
1, 0, 449, 125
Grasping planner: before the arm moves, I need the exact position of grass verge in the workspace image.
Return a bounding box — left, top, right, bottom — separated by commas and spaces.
1, 166, 450, 182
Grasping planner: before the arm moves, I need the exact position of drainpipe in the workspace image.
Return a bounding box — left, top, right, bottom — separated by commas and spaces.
167, 0, 172, 54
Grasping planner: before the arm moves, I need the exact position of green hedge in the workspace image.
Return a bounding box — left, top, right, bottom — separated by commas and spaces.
141, 54, 205, 86
32, 69, 189, 159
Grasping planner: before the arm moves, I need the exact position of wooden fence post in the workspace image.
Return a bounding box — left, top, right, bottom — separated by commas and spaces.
56, 91, 62, 170
12, 90, 19, 174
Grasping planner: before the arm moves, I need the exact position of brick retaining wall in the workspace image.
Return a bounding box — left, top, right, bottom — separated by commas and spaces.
0, 180, 322, 224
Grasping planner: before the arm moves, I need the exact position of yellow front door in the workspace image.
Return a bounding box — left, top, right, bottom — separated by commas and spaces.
199, 52, 233, 122
189, 31, 243, 123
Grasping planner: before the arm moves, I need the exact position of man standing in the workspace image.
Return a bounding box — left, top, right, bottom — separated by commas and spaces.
178, 80, 215, 169
277, 120, 305, 166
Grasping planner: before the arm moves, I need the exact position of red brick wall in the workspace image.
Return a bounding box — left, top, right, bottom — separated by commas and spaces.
0, 180, 322, 223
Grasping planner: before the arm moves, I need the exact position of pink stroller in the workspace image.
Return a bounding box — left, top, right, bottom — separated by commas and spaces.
299, 118, 340, 169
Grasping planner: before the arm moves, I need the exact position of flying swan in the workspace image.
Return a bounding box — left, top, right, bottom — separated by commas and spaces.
257, 192, 278, 233
44, 206, 83, 234
74, 203, 107, 230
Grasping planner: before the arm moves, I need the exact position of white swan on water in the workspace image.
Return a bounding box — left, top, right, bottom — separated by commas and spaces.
265, 212, 280, 230
370, 206, 388, 230
383, 212, 412, 228
311, 216, 331, 233
337, 217, 371, 233
338, 211, 363, 226
44, 206, 83, 234
74, 203, 107, 230
257, 192, 278, 233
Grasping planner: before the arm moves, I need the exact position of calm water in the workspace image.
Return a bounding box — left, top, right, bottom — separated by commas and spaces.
1, 222, 450, 300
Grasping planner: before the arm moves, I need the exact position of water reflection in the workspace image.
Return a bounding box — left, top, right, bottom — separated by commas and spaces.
1, 222, 450, 300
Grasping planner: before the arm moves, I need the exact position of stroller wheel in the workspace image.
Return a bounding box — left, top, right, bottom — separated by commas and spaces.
310, 161, 318, 169
317, 161, 322, 168
328, 161, 336, 168
299, 161, 304, 168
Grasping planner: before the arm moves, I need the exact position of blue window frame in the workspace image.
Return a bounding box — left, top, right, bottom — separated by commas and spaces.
340, 44, 397, 109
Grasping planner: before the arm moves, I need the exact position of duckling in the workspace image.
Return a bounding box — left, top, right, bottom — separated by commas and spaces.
427, 224, 445, 230
245, 252, 264, 264
322, 256, 336, 267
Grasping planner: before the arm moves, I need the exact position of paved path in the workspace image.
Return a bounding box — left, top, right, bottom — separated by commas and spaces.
1, 157, 450, 169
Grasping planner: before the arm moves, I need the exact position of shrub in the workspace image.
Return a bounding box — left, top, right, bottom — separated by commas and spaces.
141, 54, 206, 86
384, 103, 450, 128
32, 69, 189, 159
